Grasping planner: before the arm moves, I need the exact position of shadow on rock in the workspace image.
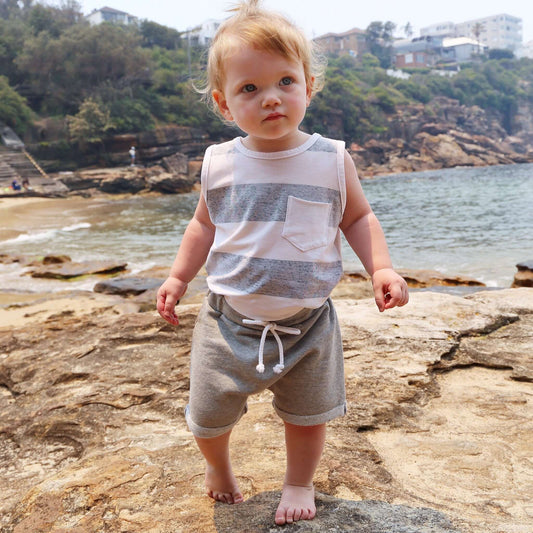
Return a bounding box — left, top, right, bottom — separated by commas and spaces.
214, 491, 461, 532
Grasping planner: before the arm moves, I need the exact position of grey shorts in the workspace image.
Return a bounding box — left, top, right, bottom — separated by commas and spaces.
186, 292, 346, 438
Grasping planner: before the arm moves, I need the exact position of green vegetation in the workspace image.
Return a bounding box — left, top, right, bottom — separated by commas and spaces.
1, 1, 532, 154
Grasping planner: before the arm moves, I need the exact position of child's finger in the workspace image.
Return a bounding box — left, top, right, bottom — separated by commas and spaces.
385, 283, 409, 309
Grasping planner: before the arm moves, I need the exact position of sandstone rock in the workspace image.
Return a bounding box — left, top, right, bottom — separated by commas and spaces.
512, 260, 533, 288
349, 97, 533, 177
100, 173, 147, 194
147, 172, 196, 194
1, 289, 531, 532
28, 259, 128, 279
162, 152, 188, 175
55, 165, 195, 196
343, 268, 485, 288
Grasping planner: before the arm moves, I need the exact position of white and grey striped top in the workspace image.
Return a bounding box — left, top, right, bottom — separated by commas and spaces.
202, 133, 347, 321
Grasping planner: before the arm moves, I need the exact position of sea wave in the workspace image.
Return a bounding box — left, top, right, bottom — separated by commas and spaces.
1, 222, 91, 245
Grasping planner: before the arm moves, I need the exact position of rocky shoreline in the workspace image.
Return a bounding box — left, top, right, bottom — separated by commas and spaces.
4, 95, 533, 198
0, 190, 532, 531
1, 268, 531, 531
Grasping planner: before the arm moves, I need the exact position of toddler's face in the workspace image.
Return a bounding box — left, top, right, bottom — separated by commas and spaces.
213, 47, 312, 152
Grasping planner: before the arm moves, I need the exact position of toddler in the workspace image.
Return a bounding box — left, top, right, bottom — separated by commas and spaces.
157, 0, 409, 525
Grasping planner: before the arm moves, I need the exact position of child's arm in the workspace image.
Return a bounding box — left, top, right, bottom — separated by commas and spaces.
339, 151, 409, 312
156, 194, 215, 325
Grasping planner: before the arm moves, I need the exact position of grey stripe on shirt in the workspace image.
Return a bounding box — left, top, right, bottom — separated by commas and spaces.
207, 183, 341, 225
207, 251, 343, 299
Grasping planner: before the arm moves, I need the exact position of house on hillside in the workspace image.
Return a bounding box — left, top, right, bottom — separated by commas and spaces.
441, 37, 487, 63
393, 36, 443, 68
313, 27, 367, 58
86, 6, 138, 26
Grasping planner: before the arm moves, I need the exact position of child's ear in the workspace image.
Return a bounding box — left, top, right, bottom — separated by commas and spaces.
306, 76, 315, 106
213, 90, 233, 121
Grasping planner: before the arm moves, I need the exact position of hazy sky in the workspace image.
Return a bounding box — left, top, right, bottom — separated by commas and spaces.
79, 0, 533, 43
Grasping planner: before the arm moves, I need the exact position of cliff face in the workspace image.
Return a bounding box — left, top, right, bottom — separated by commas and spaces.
26, 96, 533, 178
348, 96, 533, 177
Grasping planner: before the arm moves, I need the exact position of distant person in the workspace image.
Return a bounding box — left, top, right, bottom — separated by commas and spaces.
129, 146, 136, 166
11, 179, 21, 191
22, 178, 31, 191
156, 0, 409, 526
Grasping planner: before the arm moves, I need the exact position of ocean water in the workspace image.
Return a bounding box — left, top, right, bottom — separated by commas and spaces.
1, 163, 532, 294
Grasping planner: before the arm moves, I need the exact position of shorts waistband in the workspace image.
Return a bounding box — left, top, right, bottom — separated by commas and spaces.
207, 291, 324, 329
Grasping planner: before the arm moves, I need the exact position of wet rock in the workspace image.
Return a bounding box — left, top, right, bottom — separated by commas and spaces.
28, 259, 127, 279
512, 260, 533, 288
93, 277, 163, 296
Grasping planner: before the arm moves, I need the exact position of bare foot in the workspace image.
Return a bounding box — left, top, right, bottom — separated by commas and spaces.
275, 483, 316, 525
205, 463, 244, 504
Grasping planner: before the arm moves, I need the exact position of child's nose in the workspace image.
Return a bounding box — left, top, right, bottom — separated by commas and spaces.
262, 88, 281, 107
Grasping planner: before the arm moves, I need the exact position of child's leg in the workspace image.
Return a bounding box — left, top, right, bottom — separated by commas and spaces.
194, 430, 244, 504
275, 421, 326, 525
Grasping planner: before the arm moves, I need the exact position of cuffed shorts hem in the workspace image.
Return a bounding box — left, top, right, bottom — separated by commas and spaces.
273, 400, 347, 426
185, 404, 248, 439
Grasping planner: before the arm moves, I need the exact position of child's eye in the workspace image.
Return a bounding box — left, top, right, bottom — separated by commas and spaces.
242, 84, 256, 93
280, 77, 293, 86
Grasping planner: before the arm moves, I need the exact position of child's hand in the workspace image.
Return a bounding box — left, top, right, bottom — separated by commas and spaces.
156, 277, 188, 325
371, 268, 409, 312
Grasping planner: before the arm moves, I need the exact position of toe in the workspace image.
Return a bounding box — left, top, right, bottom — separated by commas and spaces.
275, 507, 287, 525
285, 509, 294, 524
292, 507, 302, 522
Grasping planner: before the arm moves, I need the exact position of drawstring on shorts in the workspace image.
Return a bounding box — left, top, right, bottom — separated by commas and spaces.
242, 319, 301, 374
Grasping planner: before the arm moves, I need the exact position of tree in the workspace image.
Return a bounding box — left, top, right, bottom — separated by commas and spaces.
365, 21, 396, 68
0, 75, 32, 133
403, 22, 413, 39
67, 97, 112, 145
472, 22, 485, 55
140, 20, 181, 50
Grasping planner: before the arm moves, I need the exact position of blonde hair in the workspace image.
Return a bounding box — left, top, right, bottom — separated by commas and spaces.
201, 0, 326, 115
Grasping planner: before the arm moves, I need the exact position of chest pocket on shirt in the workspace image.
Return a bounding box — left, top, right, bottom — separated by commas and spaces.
282, 196, 332, 252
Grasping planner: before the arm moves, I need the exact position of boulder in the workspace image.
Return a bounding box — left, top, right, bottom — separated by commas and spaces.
100, 174, 147, 194
512, 260, 533, 288
93, 277, 163, 296
147, 172, 196, 194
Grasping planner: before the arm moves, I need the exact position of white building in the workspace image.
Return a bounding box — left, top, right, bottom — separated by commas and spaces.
86, 7, 138, 26
419, 21, 455, 38
182, 19, 221, 47
516, 40, 533, 59
421, 14, 522, 52
442, 37, 487, 63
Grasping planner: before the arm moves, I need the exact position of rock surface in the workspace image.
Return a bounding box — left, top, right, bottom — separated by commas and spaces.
1, 287, 531, 532
54, 164, 198, 197
512, 260, 533, 288
348, 97, 533, 177
27, 258, 128, 280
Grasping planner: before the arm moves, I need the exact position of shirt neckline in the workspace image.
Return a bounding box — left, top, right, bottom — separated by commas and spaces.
234, 133, 321, 159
